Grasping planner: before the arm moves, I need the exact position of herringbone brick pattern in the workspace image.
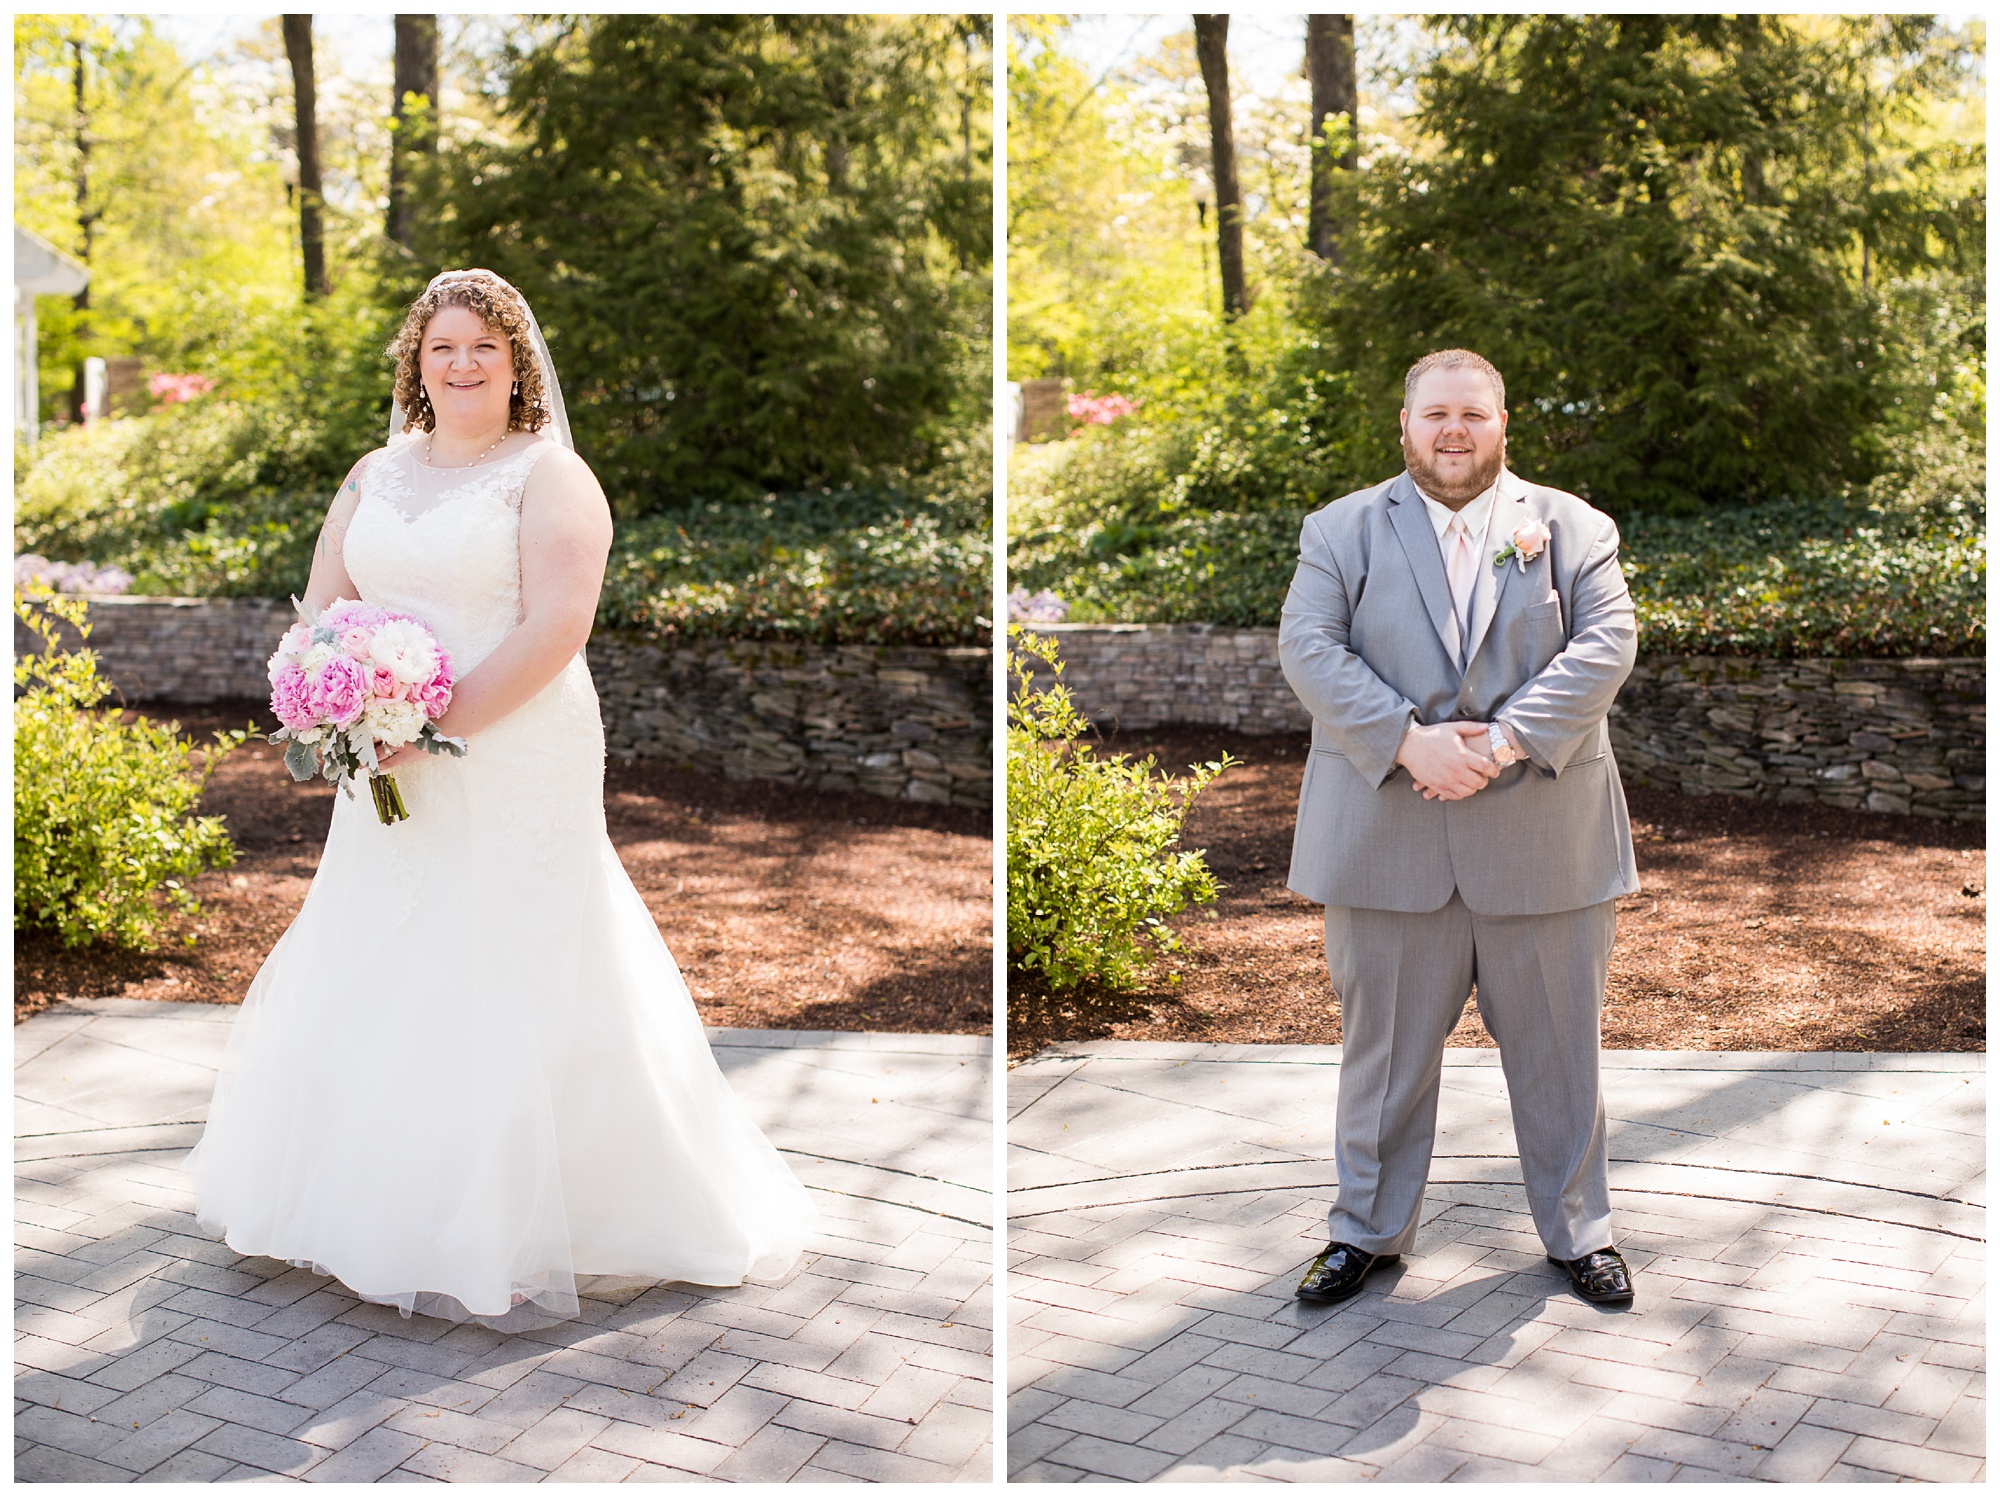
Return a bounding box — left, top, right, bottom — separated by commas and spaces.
1009, 1182, 1983, 1482
15, 1147, 991, 1483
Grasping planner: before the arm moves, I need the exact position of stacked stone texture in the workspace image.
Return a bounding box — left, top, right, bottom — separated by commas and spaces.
1018, 623, 1983, 823
15, 595, 296, 704
588, 635, 992, 809
1015, 623, 1311, 734
16, 598, 991, 810
1611, 655, 1983, 822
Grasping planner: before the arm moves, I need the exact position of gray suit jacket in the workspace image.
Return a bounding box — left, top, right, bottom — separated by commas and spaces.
1278, 468, 1640, 916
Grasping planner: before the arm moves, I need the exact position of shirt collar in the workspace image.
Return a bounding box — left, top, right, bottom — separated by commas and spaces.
1413, 474, 1500, 542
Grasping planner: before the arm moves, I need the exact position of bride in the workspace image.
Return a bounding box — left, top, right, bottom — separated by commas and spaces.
190, 269, 815, 1329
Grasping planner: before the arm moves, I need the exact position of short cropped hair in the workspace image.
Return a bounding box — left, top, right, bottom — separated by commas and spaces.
1403, 349, 1506, 412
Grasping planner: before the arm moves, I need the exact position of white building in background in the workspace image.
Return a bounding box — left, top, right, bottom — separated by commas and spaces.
14, 223, 89, 441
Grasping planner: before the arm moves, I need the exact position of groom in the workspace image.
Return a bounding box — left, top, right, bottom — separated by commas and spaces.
1277, 348, 1640, 1307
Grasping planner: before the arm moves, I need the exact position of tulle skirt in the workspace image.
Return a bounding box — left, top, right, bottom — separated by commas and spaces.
190, 664, 815, 1329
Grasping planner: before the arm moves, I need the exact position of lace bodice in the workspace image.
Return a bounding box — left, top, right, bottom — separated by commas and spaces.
343, 433, 552, 674
337, 429, 608, 887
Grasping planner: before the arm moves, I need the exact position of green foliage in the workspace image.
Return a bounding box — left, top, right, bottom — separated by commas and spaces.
1322, 15, 1986, 513
1620, 493, 1985, 659
1012, 483, 1985, 658
14, 286, 399, 599
14, 592, 245, 949
418, 13, 992, 514
1011, 504, 1303, 629
1007, 17, 1212, 382
1007, 627, 1233, 998
14, 16, 315, 423
600, 485, 991, 648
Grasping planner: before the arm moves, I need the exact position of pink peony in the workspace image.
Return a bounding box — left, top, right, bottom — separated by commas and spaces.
321, 598, 391, 635
309, 654, 369, 728
416, 667, 453, 717
270, 664, 316, 731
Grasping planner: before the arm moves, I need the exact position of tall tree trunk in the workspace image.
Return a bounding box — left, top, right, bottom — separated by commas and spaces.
282, 15, 328, 299
1305, 15, 1357, 262
1737, 14, 1763, 205
388, 15, 440, 247
1192, 15, 1246, 319
69, 36, 96, 422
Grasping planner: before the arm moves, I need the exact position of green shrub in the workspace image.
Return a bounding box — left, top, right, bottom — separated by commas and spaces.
1013, 487, 1984, 658
18, 418, 992, 650
14, 397, 335, 600
14, 592, 245, 949
1007, 626, 1233, 998
599, 486, 991, 648
1010, 507, 1304, 629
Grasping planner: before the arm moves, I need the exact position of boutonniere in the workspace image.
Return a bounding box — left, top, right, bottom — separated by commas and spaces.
1493, 517, 1551, 572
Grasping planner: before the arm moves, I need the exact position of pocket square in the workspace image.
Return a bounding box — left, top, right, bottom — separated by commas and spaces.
1545, 587, 1560, 604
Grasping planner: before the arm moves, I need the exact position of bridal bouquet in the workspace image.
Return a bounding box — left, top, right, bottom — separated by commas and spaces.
266, 599, 466, 825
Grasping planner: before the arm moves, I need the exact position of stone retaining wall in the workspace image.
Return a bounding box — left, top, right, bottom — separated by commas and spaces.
15, 594, 297, 704
588, 635, 991, 809
17, 597, 992, 809
1017, 622, 1983, 822
1016, 623, 1310, 734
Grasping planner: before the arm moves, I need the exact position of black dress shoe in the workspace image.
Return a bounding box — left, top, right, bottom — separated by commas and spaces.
1295, 1242, 1399, 1304
1548, 1247, 1634, 1305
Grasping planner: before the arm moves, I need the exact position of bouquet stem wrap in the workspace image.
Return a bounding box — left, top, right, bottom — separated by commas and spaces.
369, 773, 411, 826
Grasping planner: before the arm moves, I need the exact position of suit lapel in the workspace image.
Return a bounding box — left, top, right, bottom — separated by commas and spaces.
1466, 470, 1539, 667
1386, 473, 1462, 666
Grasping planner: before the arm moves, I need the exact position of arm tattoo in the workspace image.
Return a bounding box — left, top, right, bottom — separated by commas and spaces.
317, 512, 351, 560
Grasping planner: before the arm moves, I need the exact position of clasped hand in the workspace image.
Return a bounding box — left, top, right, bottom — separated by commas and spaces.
1396, 720, 1501, 801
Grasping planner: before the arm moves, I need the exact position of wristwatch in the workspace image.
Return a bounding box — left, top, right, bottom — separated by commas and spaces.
1488, 722, 1521, 766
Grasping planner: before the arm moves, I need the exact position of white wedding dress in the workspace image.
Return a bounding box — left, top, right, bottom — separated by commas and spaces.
190, 433, 815, 1329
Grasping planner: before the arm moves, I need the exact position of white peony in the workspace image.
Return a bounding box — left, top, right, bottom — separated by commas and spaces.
363, 695, 427, 748
269, 624, 313, 682
301, 642, 335, 675
367, 620, 440, 688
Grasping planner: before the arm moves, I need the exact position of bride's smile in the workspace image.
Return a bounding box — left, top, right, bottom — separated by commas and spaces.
420, 305, 515, 452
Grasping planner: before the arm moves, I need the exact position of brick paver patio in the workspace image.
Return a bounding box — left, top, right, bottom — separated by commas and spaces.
1008, 1043, 1983, 1483
15, 998, 993, 1483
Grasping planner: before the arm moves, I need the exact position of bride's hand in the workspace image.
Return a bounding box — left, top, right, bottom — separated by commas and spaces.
374, 741, 423, 773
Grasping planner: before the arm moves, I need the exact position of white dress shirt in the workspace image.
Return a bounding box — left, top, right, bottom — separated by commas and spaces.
1414, 478, 1498, 666
1411, 473, 1528, 763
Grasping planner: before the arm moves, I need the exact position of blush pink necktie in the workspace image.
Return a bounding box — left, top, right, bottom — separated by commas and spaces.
1445, 512, 1477, 659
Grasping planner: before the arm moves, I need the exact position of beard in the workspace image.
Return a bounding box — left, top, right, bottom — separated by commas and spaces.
1403, 430, 1506, 507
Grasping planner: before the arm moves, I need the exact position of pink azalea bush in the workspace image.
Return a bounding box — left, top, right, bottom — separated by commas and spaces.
1067, 391, 1138, 427
149, 372, 215, 405
1007, 587, 1068, 624
14, 554, 134, 595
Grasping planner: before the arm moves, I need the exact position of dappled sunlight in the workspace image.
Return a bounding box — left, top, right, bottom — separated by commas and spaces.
1009, 1047, 1985, 1481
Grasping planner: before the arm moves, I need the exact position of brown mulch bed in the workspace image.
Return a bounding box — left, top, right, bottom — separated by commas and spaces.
1009, 727, 1985, 1059
16, 703, 993, 1033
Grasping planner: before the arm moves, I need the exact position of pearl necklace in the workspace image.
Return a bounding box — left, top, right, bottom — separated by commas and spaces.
422, 430, 512, 469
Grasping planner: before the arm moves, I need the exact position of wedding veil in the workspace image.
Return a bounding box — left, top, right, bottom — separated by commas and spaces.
389, 268, 573, 451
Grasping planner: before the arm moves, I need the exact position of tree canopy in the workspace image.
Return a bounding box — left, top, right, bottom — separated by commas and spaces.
1326, 14, 1986, 512
1009, 14, 1984, 517
416, 13, 992, 514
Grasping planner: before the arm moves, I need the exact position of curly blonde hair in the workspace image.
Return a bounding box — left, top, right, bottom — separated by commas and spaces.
386, 272, 551, 434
